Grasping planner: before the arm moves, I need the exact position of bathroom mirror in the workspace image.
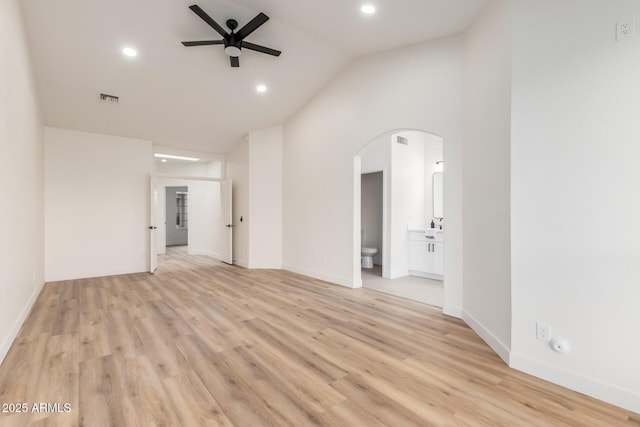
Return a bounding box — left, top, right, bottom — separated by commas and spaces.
433, 172, 443, 219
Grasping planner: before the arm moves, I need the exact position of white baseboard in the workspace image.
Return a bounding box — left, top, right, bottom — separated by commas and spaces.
248, 262, 283, 269
442, 304, 462, 319
510, 352, 640, 414
387, 269, 410, 279
187, 250, 220, 259
409, 270, 444, 281
0, 281, 44, 365
234, 259, 249, 268
461, 309, 511, 364
282, 264, 358, 288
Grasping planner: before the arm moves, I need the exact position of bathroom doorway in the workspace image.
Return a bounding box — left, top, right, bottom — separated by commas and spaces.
361, 171, 384, 275
355, 129, 445, 307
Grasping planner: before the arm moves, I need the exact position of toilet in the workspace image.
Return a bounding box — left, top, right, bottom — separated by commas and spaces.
361, 247, 378, 269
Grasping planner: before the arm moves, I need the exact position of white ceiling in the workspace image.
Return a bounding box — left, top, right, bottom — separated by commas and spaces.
21, 0, 487, 154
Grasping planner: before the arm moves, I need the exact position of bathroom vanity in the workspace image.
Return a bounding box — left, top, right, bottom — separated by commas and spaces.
408, 230, 444, 280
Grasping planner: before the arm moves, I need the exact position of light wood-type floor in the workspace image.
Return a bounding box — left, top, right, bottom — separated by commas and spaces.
0, 248, 638, 426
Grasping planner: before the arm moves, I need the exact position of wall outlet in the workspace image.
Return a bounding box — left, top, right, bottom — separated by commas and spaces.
536, 322, 551, 341
617, 17, 636, 41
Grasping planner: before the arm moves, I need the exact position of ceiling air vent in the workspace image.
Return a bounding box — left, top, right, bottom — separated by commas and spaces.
396, 136, 408, 145
98, 93, 119, 104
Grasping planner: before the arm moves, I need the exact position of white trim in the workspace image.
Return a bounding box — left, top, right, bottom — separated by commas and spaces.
510, 352, 640, 414
283, 264, 360, 288
248, 263, 284, 270
151, 173, 222, 182
187, 250, 220, 259
442, 304, 462, 319
234, 259, 249, 268
461, 309, 511, 364
409, 270, 444, 281
45, 269, 146, 282
0, 281, 45, 365
387, 269, 410, 279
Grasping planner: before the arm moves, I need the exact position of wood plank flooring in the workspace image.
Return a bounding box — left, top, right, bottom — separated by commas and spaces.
0, 247, 638, 426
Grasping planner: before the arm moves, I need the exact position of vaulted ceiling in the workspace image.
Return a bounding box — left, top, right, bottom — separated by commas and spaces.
21, 0, 488, 153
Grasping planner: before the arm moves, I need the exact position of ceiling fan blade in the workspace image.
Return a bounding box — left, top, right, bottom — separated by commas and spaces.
236, 13, 269, 39
189, 5, 228, 37
230, 56, 240, 67
241, 41, 281, 57
181, 40, 224, 46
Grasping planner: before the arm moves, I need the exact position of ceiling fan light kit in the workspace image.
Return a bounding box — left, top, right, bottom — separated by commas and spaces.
181, 4, 281, 68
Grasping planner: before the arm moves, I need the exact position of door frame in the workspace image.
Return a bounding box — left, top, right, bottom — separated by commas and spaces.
149, 174, 224, 273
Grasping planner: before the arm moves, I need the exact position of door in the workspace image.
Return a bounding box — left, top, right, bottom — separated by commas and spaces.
149, 176, 159, 273
219, 179, 233, 264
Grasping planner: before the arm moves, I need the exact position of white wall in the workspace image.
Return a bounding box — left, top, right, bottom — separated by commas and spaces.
462, 0, 513, 362
361, 172, 383, 265
154, 159, 222, 178
248, 126, 283, 269
226, 139, 250, 267
510, 0, 640, 413
389, 133, 413, 278
361, 133, 390, 174
188, 180, 220, 258
402, 131, 426, 230
283, 37, 464, 314
45, 127, 152, 281
0, 0, 44, 364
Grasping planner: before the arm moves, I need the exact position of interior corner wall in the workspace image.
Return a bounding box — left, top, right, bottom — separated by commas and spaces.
0, 0, 45, 364
283, 37, 464, 308
248, 126, 283, 269
226, 139, 249, 267
510, 0, 640, 413
462, 0, 512, 362
44, 127, 152, 281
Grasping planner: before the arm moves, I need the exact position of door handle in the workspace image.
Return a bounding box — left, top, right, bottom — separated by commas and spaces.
147, 226, 157, 230
225, 224, 234, 228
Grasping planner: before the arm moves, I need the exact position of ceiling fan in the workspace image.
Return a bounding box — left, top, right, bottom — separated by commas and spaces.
181, 4, 282, 68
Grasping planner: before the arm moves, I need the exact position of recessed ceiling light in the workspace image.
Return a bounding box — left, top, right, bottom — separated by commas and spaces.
161, 159, 167, 163
256, 84, 267, 93
122, 47, 137, 57
361, 4, 376, 14
154, 153, 200, 161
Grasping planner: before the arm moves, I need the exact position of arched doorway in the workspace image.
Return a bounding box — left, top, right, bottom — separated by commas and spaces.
353, 129, 445, 307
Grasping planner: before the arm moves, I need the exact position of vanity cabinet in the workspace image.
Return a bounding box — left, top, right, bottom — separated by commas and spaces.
408, 231, 443, 280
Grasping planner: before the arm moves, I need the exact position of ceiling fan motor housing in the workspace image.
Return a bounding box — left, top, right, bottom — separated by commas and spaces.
223, 33, 242, 56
